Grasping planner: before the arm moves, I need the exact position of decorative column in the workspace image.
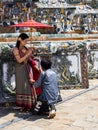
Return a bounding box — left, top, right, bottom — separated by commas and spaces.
0, 59, 5, 102
80, 46, 89, 88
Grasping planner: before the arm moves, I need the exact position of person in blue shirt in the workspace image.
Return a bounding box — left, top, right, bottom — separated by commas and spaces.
30, 58, 59, 119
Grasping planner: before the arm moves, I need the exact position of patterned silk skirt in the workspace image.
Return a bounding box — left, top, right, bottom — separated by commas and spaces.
15, 63, 36, 109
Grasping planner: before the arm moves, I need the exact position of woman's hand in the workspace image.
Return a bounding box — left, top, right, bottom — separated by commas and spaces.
29, 79, 35, 84
26, 48, 33, 56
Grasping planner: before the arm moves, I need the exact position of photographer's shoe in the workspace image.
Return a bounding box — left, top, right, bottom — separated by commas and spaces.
48, 110, 56, 119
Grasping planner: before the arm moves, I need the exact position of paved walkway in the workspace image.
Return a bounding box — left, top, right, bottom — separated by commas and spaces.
0, 79, 98, 130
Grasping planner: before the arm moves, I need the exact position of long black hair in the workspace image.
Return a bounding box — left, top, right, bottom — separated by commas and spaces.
16, 33, 29, 50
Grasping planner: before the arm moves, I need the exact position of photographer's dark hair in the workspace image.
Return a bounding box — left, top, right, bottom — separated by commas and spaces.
41, 59, 52, 70
16, 33, 29, 49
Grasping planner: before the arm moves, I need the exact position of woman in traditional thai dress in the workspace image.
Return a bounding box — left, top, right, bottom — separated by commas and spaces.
13, 33, 37, 111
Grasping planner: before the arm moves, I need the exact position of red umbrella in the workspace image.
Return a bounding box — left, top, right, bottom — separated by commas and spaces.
11, 19, 52, 28
11, 19, 52, 43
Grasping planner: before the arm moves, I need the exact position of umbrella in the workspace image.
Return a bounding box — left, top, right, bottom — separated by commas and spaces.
11, 19, 52, 28
11, 19, 52, 43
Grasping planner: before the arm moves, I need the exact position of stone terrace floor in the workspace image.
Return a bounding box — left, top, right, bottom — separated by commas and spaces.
0, 79, 98, 130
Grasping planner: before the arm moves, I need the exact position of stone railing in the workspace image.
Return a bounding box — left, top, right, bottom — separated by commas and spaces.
1, 40, 98, 103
